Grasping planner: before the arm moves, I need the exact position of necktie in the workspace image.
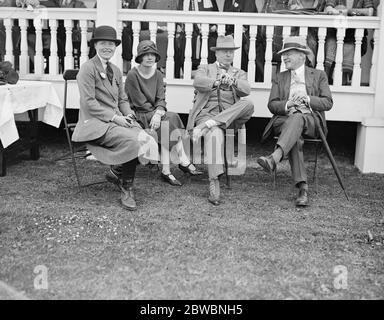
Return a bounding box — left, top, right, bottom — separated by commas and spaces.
106, 62, 114, 85
290, 70, 309, 113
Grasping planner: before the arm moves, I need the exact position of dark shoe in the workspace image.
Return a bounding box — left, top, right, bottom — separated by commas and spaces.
179, 163, 203, 175
208, 178, 220, 206
295, 189, 309, 207
105, 168, 121, 188
161, 172, 182, 186
120, 182, 137, 211
257, 155, 276, 174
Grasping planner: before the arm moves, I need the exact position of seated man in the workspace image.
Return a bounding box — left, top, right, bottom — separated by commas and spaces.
187, 35, 254, 206
258, 36, 333, 207
72, 25, 158, 211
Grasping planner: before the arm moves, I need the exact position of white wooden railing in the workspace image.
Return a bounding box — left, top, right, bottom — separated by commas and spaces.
1, 8, 381, 87
118, 9, 381, 89
0, 7, 96, 76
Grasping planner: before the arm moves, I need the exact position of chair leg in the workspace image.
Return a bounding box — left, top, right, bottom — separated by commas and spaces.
63, 114, 81, 189
0, 143, 6, 177
224, 130, 231, 189
273, 168, 277, 190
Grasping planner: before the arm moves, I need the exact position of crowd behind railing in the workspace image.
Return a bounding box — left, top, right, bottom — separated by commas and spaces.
0, 0, 381, 86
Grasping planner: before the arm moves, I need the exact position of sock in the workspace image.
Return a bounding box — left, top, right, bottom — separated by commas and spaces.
272, 147, 283, 164
297, 181, 308, 191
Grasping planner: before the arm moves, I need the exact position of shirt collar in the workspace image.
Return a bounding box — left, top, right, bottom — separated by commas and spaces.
292, 63, 305, 77
216, 61, 231, 72
97, 53, 109, 69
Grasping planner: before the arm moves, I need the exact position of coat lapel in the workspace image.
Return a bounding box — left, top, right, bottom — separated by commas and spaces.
93, 56, 117, 102
305, 66, 315, 96
283, 71, 291, 100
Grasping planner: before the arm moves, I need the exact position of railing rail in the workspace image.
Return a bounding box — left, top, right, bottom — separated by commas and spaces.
0, 7, 381, 89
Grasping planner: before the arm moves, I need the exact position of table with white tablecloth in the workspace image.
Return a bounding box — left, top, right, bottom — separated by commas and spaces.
0, 80, 63, 176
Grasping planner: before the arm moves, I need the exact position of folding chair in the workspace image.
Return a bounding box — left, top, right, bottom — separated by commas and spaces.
60, 69, 106, 189
272, 136, 322, 193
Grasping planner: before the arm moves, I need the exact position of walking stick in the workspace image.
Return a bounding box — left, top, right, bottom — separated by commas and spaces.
311, 111, 350, 200
217, 85, 231, 188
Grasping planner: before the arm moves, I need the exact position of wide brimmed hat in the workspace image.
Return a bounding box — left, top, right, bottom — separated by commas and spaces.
91, 25, 121, 46
278, 36, 312, 55
135, 40, 161, 63
210, 35, 240, 52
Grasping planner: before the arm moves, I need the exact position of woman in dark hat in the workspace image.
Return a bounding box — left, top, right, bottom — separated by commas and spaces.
125, 40, 202, 186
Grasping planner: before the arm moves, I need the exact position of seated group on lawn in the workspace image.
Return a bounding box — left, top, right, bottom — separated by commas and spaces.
73, 25, 333, 211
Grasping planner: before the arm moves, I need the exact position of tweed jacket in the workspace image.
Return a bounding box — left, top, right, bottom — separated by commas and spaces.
186, 63, 251, 130
261, 66, 333, 142
72, 55, 134, 142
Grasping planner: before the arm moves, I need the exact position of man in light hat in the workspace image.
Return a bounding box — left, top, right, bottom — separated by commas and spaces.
258, 36, 333, 207
72, 25, 159, 211
186, 35, 254, 206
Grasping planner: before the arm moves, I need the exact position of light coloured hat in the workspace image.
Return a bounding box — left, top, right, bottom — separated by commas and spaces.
210, 35, 240, 52
278, 36, 312, 55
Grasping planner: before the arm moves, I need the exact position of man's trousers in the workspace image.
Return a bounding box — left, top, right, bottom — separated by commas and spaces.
273, 113, 317, 187
195, 99, 254, 179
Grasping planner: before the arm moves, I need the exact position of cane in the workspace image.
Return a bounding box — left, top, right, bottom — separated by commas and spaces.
311, 110, 350, 200
217, 85, 231, 188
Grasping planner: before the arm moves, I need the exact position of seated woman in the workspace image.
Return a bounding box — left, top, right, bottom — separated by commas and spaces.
125, 40, 202, 186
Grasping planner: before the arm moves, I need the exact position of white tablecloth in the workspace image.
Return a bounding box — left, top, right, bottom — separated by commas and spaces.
0, 80, 63, 148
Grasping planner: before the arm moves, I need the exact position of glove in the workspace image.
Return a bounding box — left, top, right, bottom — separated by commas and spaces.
150, 111, 163, 131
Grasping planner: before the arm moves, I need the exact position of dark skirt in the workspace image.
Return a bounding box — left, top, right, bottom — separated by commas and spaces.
135, 110, 185, 150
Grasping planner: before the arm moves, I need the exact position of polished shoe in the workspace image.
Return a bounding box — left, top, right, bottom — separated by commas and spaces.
120, 182, 137, 211
179, 163, 203, 176
161, 172, 182, 186
208, 178, 220, 206
105, 168, 121, 188
295, 189, 309, 207
257, 155, 276, 175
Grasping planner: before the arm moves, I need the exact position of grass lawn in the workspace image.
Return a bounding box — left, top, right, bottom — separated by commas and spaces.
0, 131, 383, 300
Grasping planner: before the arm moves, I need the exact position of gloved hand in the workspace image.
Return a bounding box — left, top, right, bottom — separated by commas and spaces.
150, 111, 163, 131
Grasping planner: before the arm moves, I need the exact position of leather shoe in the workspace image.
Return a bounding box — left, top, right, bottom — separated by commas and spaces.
257, 155, 276, 174
208, 178, 220, 206
179, 163, 203, 175
295, 189, 309, 207
161, 172, 182, 186
120, 183, 137, 211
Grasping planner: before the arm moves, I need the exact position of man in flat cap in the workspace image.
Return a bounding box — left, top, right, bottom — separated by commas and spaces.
187, 35, 254, 206
258, 36, 333, 207
72, 25, 158, 211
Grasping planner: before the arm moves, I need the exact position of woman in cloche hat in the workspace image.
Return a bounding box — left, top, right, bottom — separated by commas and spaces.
125, 40, 203, 187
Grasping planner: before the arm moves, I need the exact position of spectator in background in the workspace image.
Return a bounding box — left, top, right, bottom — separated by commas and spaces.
258, 0, 325, 82
138, 0, 181, 74
288, 0, 327, 68
121, 0, 139, 74
222, 0, 258, 74
0, 0, 17, 63
324, 0, 374, 85
182, 0, 219, 74
57, 0, 87, 72
25, 0, 60, 73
